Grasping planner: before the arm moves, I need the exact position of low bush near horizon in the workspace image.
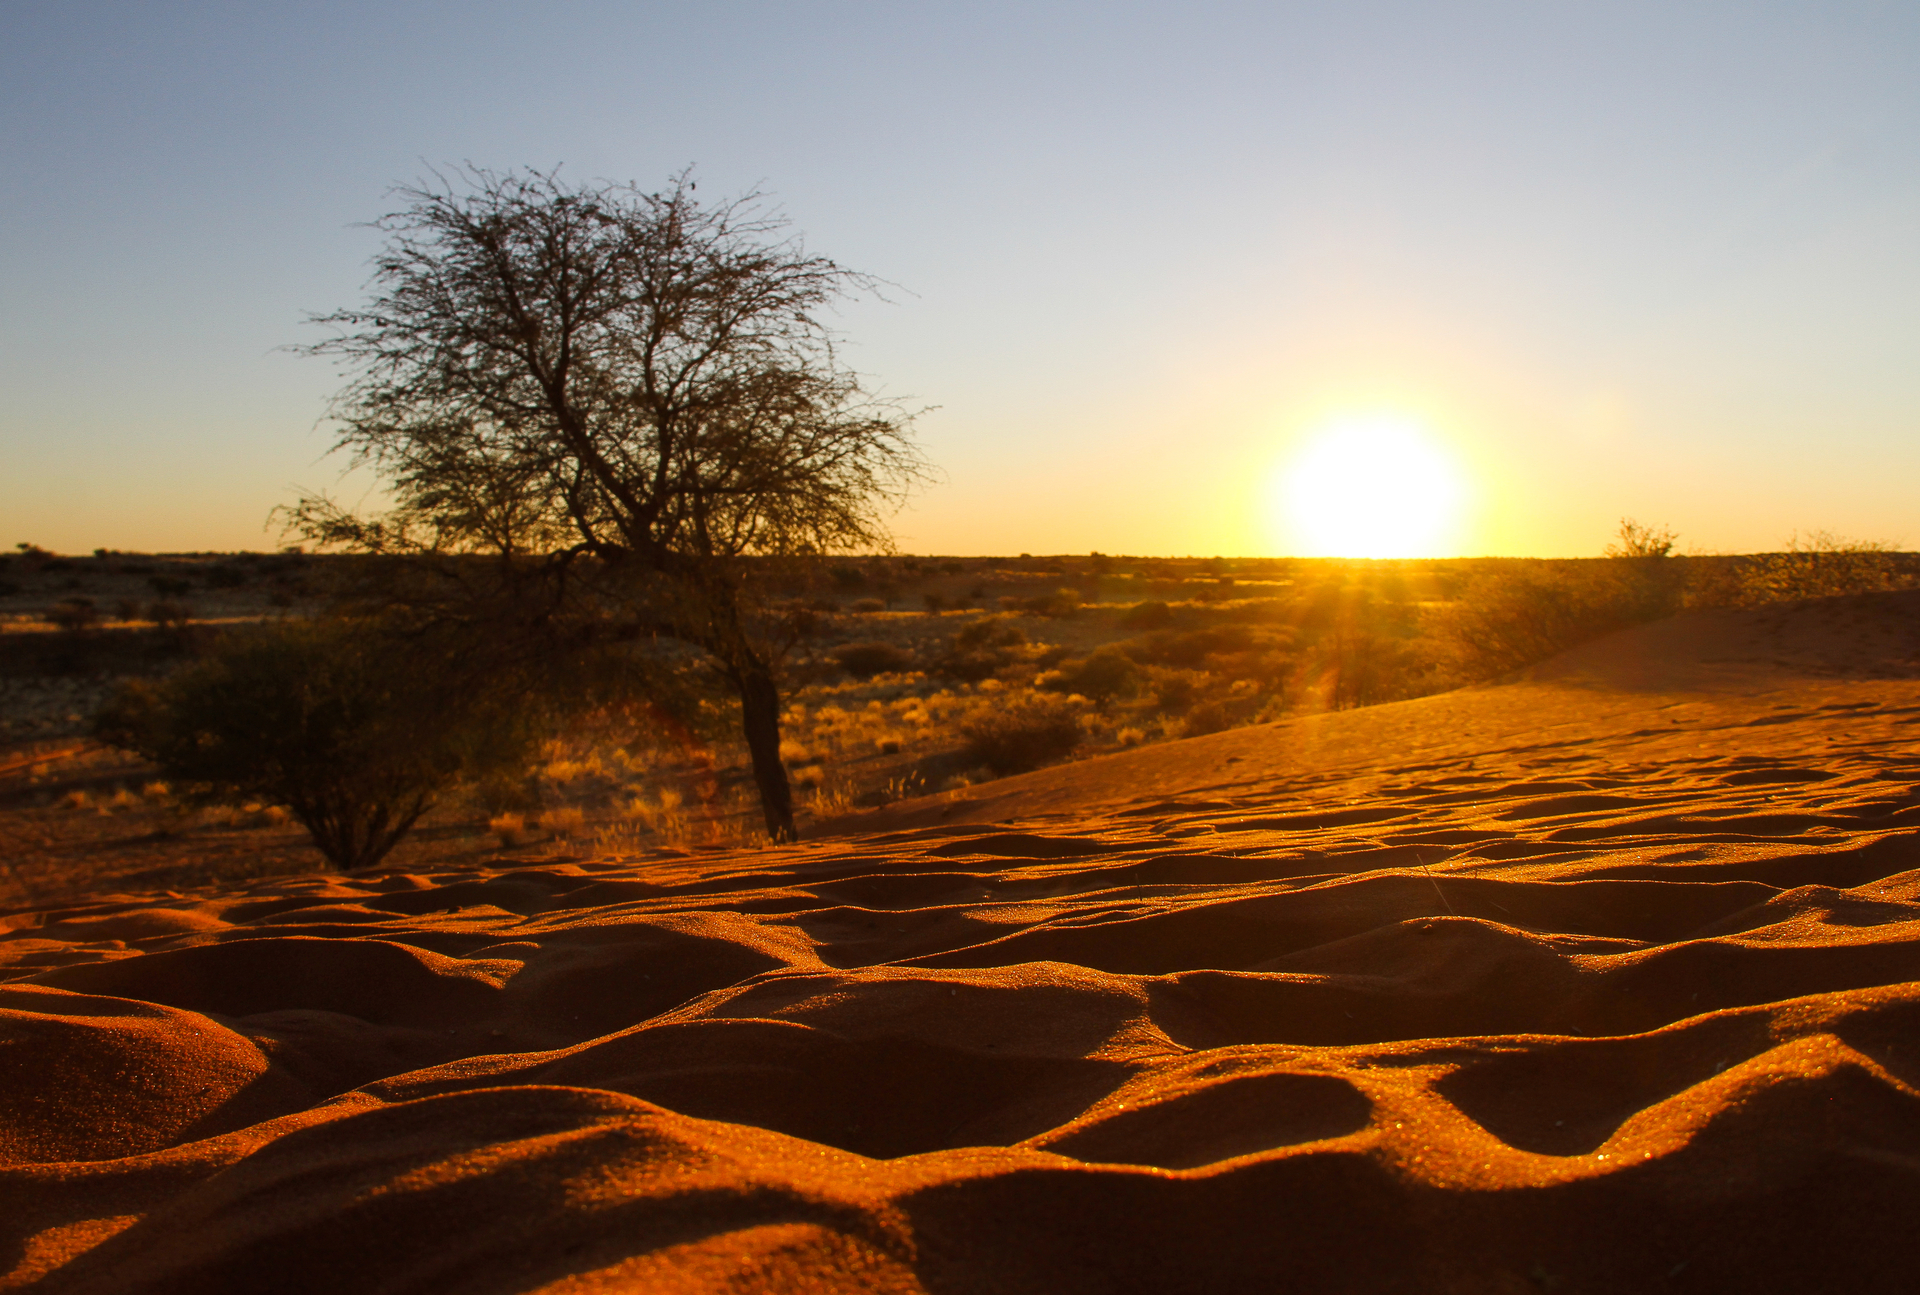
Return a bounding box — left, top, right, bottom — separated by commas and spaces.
958, 692, 1090, 775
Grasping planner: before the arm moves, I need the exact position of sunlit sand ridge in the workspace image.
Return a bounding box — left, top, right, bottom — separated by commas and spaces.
9, 592, 1920, 1291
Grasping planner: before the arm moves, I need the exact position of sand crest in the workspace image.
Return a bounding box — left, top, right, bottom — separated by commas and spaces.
9, 595, 1920, 1292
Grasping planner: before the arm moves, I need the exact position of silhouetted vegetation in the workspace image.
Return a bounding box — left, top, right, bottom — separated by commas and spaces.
959, 692, 1088, 775
93, 617, 549, 870
10, 524, 1920, 896
288, 167, 927, 844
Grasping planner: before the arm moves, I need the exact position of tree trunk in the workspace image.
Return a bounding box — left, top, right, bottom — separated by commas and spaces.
737, 662, 797, 842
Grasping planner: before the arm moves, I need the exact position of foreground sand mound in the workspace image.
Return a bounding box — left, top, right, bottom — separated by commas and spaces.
10, 597, 1920, 1291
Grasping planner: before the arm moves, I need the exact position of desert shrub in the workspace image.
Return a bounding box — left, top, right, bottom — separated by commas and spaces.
1120, 599, 1175, 630
1122, 624, 1262, 669
1729, 532, 1909, 606
147, 600, 193, 628
1147, 667, 1205, 711
1183, 690, 1262, 736
45, 598, 98, 631
959, 692, 1088, 775
1028, 588, 1082, 618
829, 564, 868, 591
849, 597, 887, 614
94, 618, 545, 870
939, 650, 1011, 682
1434, 560, 1658, 679
923, 592, 946, 613
1211, 597, 1289, 625
204, 565, 248, 589
952, 618, 1029, 657
1304, 629, 1427, 710
148, 575, 191, 597
833, 641, 917, 679
936, 615, 1029, 681
1043, 645, 1144, 704
0, 580, 20, 598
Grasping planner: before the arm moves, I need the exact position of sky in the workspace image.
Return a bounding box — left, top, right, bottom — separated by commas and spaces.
3, 1, 1918, 559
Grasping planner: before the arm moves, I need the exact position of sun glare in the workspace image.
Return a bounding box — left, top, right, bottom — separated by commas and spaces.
1274, 414, 1465, 558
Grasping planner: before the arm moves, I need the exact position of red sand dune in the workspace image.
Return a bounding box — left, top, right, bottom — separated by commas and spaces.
10, 592, 1920, 1292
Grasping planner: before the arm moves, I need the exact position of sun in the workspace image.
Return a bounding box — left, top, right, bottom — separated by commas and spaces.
1272, 413, 1465, 558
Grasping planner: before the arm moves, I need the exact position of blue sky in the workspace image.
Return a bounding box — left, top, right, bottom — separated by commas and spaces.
4, 1, 1917, 556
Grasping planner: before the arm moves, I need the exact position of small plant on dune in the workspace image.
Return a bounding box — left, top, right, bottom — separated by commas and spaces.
1432, 521, 1686, 681
958, 692, 1089, 776
1603, 517, 1686, 621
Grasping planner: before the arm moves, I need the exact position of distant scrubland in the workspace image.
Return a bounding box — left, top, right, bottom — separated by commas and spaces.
3, 528, 1917, 898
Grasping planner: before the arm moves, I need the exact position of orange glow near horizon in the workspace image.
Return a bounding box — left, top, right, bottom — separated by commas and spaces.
1271, 412, 1467, 558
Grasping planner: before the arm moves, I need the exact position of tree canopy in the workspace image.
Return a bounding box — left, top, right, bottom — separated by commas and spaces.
294, 168, 927, 841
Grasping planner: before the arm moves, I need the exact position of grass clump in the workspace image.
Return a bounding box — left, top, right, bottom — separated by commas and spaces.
958, 692, 1089, 775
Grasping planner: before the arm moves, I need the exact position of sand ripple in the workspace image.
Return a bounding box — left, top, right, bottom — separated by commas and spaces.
10, 635, 1920, 1288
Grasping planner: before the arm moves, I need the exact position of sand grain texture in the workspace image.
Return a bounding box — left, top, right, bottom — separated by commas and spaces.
10, 594, 1920, 1293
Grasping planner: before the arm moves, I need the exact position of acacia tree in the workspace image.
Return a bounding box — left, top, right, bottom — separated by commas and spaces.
295, 168, 925, 842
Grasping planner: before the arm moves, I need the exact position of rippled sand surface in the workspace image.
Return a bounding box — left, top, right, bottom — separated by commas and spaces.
10, 594, 1920, 1293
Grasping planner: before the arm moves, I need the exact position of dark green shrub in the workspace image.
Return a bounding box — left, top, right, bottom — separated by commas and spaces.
94, 618, 543, 870
1025, 588, 1081, 618
960, 693, 1087, 775
1122, 624, 1262, 669
833, 641, 917, 679
936, 615, 1029, 681
1184, 692, 1262, 736
1119, 600, 1174, 630
45, 598, 98, 631
1044, 645, 1144, 704
1148, 667, 1204, 711
954, 616, 1026, 651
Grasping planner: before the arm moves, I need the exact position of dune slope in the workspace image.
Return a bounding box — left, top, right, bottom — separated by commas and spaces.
9, 595, 1920, 1292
